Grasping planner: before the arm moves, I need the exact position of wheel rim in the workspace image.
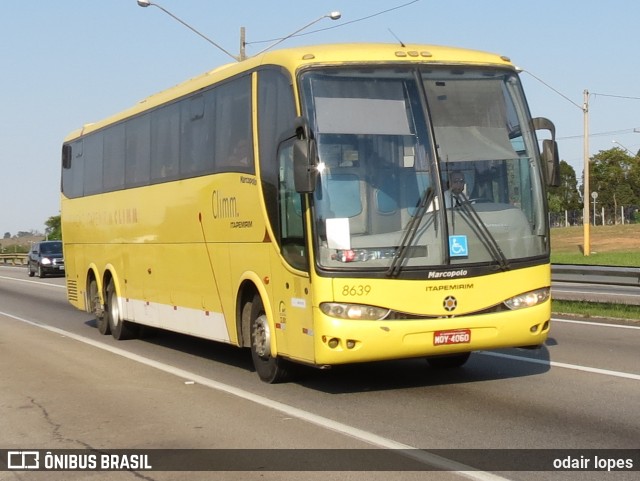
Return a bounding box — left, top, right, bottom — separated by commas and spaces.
252, 314, 271, 358
109, 289, 120, 328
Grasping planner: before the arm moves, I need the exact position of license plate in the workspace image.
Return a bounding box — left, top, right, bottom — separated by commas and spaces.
433, 329, 471, 346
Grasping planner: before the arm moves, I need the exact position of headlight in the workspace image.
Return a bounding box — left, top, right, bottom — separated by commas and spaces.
320, 302, 390, 320
40, 257, 52, 265
504, 287, 550, 310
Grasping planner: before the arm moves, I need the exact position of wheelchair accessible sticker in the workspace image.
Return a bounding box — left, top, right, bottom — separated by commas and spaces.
449, 235, 468, 257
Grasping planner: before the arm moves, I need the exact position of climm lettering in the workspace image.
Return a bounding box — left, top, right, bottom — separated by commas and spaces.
426, 283, 474, 292
212, 190, 238, 219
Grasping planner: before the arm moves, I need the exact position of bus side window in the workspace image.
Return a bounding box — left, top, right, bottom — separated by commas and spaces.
151, 102, 180, 181
214, 76, 254, 174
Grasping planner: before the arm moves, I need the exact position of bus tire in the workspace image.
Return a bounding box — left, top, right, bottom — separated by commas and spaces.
90, 279, 110, 335
106, 280, 137, 340
426, 352, 471, 369
248, 295, 291, 384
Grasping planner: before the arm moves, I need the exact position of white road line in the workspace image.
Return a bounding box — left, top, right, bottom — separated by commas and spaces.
551, 317, 640, 330
2, 308, 638, 478
0, 310, 508, 481
479, 352, 640, 381
0, 275, 66, 289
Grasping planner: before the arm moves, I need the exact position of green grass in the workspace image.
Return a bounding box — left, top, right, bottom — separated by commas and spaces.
550, 225, 640, 317
551, 251, 640, 266
552, 300, 640, 321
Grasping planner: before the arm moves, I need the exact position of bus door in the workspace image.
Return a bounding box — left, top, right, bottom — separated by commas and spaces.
269, 142, 315, 363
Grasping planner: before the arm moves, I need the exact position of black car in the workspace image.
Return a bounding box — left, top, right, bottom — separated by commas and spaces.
27, 241, 65, 278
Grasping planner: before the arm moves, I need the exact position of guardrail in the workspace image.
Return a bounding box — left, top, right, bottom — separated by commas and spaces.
551, 264, 640, 287
0, 254, 28, 266
1, 255, 637, 287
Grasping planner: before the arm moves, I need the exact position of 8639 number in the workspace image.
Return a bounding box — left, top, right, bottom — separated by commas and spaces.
342, 285, 372, 296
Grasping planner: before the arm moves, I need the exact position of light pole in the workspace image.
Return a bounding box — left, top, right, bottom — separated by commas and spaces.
583, 90, 590, 255
138, 2, 341, 61
252, 11, 341, 56
137, 0, 240, 61
612, 140, 633, 155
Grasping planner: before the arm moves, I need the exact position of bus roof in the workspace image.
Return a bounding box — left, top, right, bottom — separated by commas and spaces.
64, 43, 515, 142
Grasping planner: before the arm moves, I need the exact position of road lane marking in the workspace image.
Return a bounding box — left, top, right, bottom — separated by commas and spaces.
552, 317, 640, 330
0, 309, 509, 481
0, 275, 66, 289
2, 308, 638, 479
479, 352, 640, 381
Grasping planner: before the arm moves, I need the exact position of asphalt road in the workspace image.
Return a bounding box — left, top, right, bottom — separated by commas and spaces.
0, 266, 638, 481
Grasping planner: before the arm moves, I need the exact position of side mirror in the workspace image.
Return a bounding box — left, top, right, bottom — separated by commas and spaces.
292, 116, 318, 193
542, 139, 560, 187
293, 138, 318, 193
532, 117, 560, 187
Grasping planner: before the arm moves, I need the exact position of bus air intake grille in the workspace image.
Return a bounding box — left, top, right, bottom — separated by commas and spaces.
67, 280, 78, 302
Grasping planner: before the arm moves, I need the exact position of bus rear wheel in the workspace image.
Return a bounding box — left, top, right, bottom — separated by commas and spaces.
426, 352, 471, 369
90, 279, 109, 335
247, 295, 291, 384
106, 280, 138, 340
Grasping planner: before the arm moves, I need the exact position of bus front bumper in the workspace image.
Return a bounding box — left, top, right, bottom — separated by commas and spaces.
311, 302, 550, 366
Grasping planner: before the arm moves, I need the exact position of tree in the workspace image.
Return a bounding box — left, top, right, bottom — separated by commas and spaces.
45, 215, 62, 240
627, 153, 640, 204
589, 148, 638, 223
548, 160, 581, 213
3, 232, 9, 239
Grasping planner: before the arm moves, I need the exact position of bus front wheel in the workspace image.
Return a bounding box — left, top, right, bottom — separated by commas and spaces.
248, 295, 291, 383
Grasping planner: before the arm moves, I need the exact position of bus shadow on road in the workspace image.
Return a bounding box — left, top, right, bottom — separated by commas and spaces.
85, 319, 552, 393
294, 346, 552, 394
85, 319, 255, 373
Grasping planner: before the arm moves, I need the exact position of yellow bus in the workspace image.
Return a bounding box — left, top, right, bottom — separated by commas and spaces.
61, 43, 559, 383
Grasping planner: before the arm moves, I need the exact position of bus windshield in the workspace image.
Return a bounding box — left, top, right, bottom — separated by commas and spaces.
299, 67, 547, 273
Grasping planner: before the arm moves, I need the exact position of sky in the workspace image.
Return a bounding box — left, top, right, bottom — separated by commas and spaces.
2, 0, 639, 235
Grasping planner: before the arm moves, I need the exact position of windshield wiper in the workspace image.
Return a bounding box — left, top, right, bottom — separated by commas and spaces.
452, 192, 510, 271
386, 187, 434, 277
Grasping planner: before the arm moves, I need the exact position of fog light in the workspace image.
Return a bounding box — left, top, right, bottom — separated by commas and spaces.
530, 324, 539, 333
328, 338, 339, 349
346, 340, 356, 349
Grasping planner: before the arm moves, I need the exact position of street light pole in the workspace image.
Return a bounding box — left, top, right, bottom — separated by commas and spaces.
612, 140, 633, 155
239, 26, 246, 61
253, 11, 341, 56
583, 89, 590, 255
137, 0, 239, 61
